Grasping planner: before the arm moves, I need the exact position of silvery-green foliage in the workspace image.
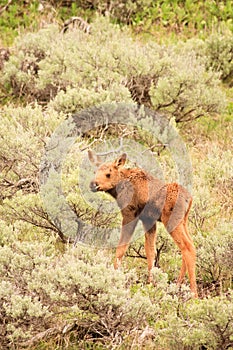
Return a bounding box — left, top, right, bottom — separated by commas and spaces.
0, 17, 225, 121
149, 49, 225, 122
0, 223, 156, 347
195, 222, 233, 291
154, 292, 233, 350
1, 25, 59, 99
49, 84, 132, 113
191, 144, 233, 230
183, 294, 233, 349
202, 146, 233, 189
0, 104, 65, 199
205, 32, 233, 83
177, 31, 233, 84
0, 219, 232, 349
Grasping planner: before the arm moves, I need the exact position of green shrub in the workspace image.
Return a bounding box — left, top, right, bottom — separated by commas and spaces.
0, 216, 232, 349
45, 0, 233, 32
0, 104, 64, 199
1, 0, 233, 47
155, 293, 233, 350
49, 84, 132, 113
0, 0, 42, 46
191, 144, 233, 228
0, 223, 158, 348
205, 32, 233, 84
196, 224, 233, 294
149, 48, 225, 122
0, 17, 226, 122
0, 5, 232, 350
178, 31, 233, 85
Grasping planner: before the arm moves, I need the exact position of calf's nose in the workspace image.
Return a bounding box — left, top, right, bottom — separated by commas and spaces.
90, 180, 99, 192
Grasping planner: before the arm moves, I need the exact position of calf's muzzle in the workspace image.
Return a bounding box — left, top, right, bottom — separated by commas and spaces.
90, 180, 99, 192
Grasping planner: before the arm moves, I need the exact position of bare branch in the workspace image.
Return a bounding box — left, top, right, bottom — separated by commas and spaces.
0, 0, 12, 15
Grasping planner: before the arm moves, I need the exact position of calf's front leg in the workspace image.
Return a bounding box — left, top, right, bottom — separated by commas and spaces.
143, 221, 157, 283
114, 216, 138, 269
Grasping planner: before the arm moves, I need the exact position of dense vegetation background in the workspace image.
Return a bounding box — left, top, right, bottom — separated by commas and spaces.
0, 1, 232, 349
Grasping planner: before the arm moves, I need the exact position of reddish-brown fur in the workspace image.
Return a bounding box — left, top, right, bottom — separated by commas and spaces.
89, 151, 198, 298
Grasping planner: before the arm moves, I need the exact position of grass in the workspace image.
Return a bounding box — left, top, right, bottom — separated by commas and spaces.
0, 0, 232, 47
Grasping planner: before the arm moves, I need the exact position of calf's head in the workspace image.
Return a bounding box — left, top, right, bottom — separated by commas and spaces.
88, 150, 127, 192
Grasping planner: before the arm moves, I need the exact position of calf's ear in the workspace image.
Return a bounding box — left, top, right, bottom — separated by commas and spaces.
115, 153, 127, 168
88, 150, 101, 166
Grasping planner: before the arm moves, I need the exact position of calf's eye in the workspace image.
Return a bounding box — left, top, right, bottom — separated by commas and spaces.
106, 174, 111, 178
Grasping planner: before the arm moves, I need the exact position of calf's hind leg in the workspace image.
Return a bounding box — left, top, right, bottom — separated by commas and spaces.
160, 184, 197, 297
177, 256, 187, 285
170, 223, 198, 298
177, 198, 193, 285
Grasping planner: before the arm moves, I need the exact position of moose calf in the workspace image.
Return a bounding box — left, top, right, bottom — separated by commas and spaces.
89, 151, 198, 298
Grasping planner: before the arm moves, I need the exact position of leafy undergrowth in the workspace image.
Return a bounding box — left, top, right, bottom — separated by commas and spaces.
0, 4, 232, 350
0, 226, 232, 350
